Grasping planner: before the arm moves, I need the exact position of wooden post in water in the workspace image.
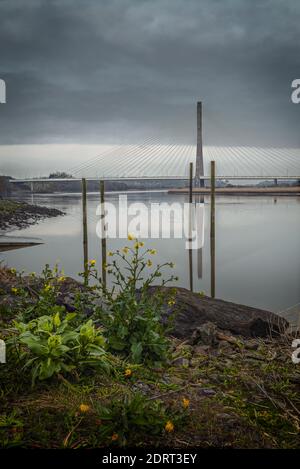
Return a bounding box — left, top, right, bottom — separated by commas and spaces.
210, 161, 216, 298
189, 162, 193, 205
100, 180, 107, 288
82, 178, 88, 285
188, 162, 194, 292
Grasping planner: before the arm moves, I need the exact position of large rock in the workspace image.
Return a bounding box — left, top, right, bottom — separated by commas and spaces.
149, 286, 288, 339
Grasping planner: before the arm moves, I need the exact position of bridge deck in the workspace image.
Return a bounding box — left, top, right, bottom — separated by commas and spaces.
9, 176, 300, 183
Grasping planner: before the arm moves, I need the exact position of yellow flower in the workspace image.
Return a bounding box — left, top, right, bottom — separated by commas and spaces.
168, 299, 175, 306
58, 276, 66, 283
122, 247, 129, 254
134, 242, 139, 249
124, 368, 132, 378
182, 398, 190, 409
139, 242, 144, 247
11, 287, 18, 294
108, 251, 114, 257
89, 259, 96, 266
79, 404, 90, 413
111, 433, 119, 441
149, 249, 157, 255
10, 268, 16, 275
127, 233, 135, 241
30, 272, 36, 278
147, 259, 153, 267
44, 284, 53, 292
165, 421, 174, 433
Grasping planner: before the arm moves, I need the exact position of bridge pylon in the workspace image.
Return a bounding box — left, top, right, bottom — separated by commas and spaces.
194, 101, 204, 188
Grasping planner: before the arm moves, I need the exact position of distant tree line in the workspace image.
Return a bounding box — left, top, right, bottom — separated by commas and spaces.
49, 172, 73, 179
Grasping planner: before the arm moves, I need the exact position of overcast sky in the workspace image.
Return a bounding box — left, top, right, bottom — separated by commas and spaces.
0, 0, 300, 175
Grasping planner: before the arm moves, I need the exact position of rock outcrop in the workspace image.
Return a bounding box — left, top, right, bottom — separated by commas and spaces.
149, 286, 288, 339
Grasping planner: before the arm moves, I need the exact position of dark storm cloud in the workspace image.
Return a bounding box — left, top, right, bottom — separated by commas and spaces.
0, 0, 299, 146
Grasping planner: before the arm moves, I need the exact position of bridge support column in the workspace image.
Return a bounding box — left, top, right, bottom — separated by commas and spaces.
274, 178, 278, 186
194, 101, 204, 188
0, 176, 10, 197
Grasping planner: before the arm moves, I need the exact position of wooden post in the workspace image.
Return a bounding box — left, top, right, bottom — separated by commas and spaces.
188, 162, 193, 292
100, 180, 107, 288
189, 162, 193, 204
210, 161, 215, 298
82, 178, 88, 285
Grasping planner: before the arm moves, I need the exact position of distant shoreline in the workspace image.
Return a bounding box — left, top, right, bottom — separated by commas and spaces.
168, 186, 300, 196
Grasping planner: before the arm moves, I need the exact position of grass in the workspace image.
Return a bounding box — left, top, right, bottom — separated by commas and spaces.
0, 260, 299, 449
0, 200, 25, 215
1, 331, 299, 448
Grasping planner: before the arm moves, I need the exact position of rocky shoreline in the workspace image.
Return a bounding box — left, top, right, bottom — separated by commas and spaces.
0, 268, 290, 342
0, 199, 64, 232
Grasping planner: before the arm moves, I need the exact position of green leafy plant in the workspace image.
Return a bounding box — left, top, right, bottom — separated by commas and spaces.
94, 392, 170, 446
12, 264, 67, 322
10, 312, 110, 385
0, 411, 24, 448
88, 237, 178, 364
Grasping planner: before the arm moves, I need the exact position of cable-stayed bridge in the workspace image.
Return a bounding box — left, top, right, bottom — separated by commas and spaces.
9, 102, 300, 184
66, 144, 300, 180
10, 145, 300, 183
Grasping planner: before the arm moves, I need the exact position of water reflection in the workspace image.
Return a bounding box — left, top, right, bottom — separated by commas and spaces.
1, 192, 300, 317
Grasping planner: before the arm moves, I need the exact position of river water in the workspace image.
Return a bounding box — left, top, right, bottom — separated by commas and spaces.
1, 192, 300, 321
